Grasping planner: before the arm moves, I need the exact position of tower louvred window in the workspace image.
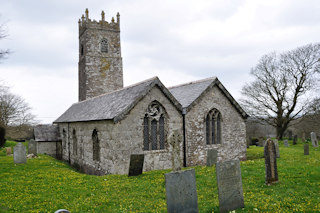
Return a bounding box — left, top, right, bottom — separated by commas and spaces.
101, 39, 108, 53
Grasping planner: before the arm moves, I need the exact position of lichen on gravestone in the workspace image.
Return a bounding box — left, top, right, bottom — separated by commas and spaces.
169, 130, 182, 171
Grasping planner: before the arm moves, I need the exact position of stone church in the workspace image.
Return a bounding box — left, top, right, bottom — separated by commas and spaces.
52, 9, 248, 175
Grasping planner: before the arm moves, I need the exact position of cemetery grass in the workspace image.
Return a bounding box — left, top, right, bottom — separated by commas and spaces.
0, 141, 319, 212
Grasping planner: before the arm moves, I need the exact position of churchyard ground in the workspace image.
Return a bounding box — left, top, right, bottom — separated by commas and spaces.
0, 139, 319, 212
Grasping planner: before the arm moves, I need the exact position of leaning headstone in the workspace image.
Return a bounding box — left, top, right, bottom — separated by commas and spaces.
284, 140, 289, 147
264, 139, 278, 185
302, 132, 306, 143
28, 139, 37, 155
304, 144, 309, 155
6, 147, 12, 155
207, 149, 218, 166
13, 142, 27, 164
165, 169, 198, 213
216, 159, 244, 213
293, 135, 297, 145
310, 132, 319, 147
128, 154, 144, 176
273, 139, 280, 158
169, 130, 182, 171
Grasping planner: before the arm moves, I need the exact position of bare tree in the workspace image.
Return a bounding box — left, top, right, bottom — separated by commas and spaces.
0, 81, 36, 128
241, 43, 320, 139
0, 19, 10, 61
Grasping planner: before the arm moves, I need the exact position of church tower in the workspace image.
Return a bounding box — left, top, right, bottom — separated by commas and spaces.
78, 9, 123, 101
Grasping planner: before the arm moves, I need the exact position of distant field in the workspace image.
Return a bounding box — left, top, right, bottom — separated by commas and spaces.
0, 140, 319, 212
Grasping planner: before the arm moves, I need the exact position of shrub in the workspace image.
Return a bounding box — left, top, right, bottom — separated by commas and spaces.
0, 126, 6, 148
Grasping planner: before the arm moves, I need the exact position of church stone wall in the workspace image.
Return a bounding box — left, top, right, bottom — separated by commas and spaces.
185, 85, 246, 166
59, 86, 183, 175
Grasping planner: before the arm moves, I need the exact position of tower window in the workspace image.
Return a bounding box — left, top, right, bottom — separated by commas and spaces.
101, 39, 108, 53
206, 109, 222, 145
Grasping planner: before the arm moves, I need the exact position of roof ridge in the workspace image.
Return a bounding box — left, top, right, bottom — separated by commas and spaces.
77, 76, 159, 104
168, 76, 217, 89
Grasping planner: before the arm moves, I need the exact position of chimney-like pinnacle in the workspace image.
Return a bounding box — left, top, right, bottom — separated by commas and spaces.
101, 10, 105, 21
111, 17, 115, 23
85, 8, 89, 20
117, 12, 120, 24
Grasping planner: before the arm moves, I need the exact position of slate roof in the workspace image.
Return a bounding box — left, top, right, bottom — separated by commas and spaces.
34, 124, 61, 142
169, 77, 248, 118
54, 77, 182, 123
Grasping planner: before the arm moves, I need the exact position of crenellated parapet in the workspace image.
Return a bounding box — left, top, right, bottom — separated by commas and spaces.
79, 8, 120, 36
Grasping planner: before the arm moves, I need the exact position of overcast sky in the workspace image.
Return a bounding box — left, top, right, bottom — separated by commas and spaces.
1, 0, 320, 124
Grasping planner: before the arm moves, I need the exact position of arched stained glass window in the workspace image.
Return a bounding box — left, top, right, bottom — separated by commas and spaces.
143, 101, 166, 151
205, 109, 222, 145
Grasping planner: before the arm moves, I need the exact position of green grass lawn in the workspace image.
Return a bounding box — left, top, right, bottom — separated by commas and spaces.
0, 140, 319, 212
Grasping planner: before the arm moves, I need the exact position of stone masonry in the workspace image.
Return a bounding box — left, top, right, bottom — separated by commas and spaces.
78, 9, 123, 101
185, 85, 247, 166
59, 86, 183, 175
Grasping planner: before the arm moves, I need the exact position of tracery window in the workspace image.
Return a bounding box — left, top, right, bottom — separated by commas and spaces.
143, 101, 166, 151
72, 129, 77, 156
92, 129, 100, 161
206, 109, 222, 145
100, 39, 108, 53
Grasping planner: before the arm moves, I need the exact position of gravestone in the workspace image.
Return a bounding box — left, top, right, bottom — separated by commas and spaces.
216, 159, 244, 213
6, 147, 12, 155
165, 169, 198, 213
310, 132, 319, 147
264, 139, 278, 185
284, 140, 289, 147
54, 210, 71, 213
28, 139, 37, 155
258, 137, 264, 147
273, 139, 280, 158
169, 130, 182, 171
293, 135, 297, 145
288, 130, 292, 140
128, 154, 144, 176
13, 142, 27, 164
304, 144, 309, 155
302, 132, 306, 143
206, 149, 218, 166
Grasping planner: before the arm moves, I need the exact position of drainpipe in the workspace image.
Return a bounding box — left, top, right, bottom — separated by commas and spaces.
182, 109, 187, 167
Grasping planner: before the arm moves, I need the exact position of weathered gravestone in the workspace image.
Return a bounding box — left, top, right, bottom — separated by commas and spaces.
13, 142, 27, 164
28, 139, 37, 155
54, 209, 71, 213
165, 130, 199, 213
273, 139, 280, 158
170, 130, 182, 171
288, 130, 292, 140
293, 135, 297, 145
284, 140, 289, 147
128, 154, 144, 176
302, 132, 306, 143
264, 139, 278, 185
165, 169, 198, 213
310, 132, 319, 147
207, 149, 218, 166
6, 147, 12, 155
216, 159, 244, 213
304, 144, 309, 155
